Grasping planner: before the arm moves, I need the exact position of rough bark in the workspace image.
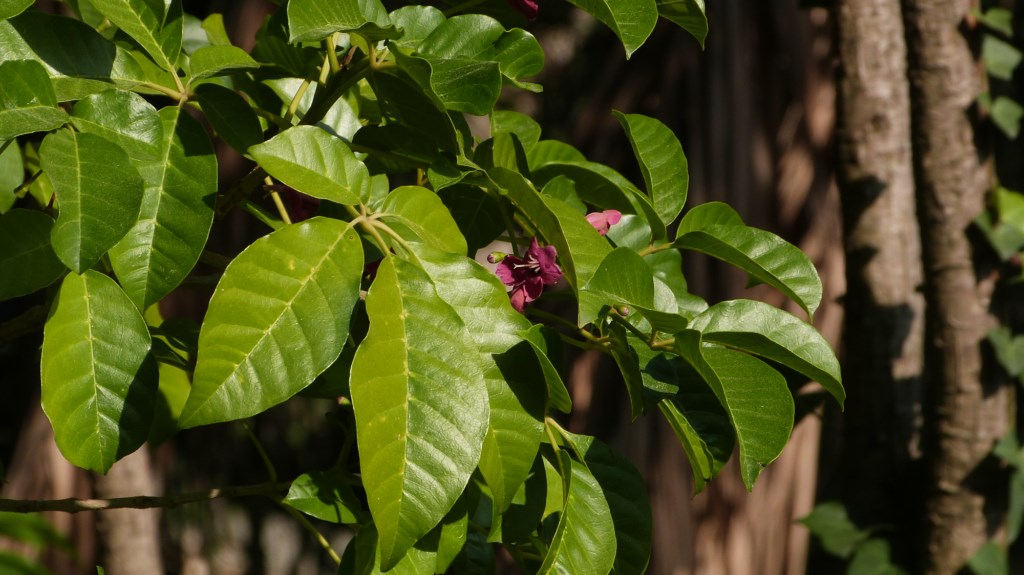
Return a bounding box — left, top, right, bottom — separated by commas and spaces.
901, 1, 1010, 573
93, 446, 164, 575
834, 0, 926, 563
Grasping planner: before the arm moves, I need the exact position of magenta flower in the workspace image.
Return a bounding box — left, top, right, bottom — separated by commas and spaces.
495, 238, 563, 312
586, 209, 622, 236
507, 0, 538, 19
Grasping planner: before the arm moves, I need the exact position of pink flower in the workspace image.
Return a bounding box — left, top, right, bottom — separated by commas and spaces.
495, 238, 563, 312
507, 0, 538, 19
586, 209, 622, 236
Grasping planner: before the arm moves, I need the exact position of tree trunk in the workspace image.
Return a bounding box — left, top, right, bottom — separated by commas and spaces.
93, 446, 164, 575
901, 1, 1010, 573
834, 0, 926, 566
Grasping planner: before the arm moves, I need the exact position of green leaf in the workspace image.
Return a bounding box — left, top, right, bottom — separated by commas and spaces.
987, 326, 1024, 377
180, 218, 364, 428
107, 105, 217, 309
0, 511, 71, 551
579, 247, 653, 325
688, 299, 845, 408
674, 222, 822, 318
0, 12, 148, 101
90, 0, 182, 73
0, 138, 22, 213
967, 542, 1008, 575
520, 324, 573, 413
984, 34, 1022, 81
200, 13, 232, 46
527, 140, 586, 169
674, 330, 794, 490
249, 125, 368, 205
350, 256, 489, 569
389, 5, 446, 51
491, 111, 541, 153
538, 452, 616, 575
193, 83, 263, 152
283, 470, 363, 524
41, 130, 145, 273
0, 60, 68, 140
41, 271, 157, 473
347, 522, 444, 575
848, 539, 908, 575
656, 0, 707, 48
187, 45, 258, 81
613, 111, 688, 226
991, 96, 1022, 139
675, 200, 743, 236
799, 502, 869, 559
437, 186, 504, 254
394, 49, 502, 116
0, 0, 32, 20
70, 90, 163, 163
380, 186, 468, 255
0, 209, 65, 301
287, 0, 394, 42
370, 68, 460, 154
565, 0, 658, 58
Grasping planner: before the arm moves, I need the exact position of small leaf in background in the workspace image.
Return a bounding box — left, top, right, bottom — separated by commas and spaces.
848, 539, 909, 575
0, 209, 65, 301
656, 0, 707, 47
350, 256, 489, 570
180, 218, 364, 428
192, 83, 264, 152
975, 8, 1013, 36
564, 0, 658, 58
249, 125, 368, 205
41, 130, 144, 273
613, 111, 689, 226
983, 34, 1022, 81
0, 0, 32, 20
41, 271, 158, 473
283, 470, 363, 524
107, 106, 217, 309
287, 0, 394, 42
538, 452, 616, 574
491, 110, 542, 153
674, 222, 822, 319
0, 139, 22, 213
967, 542, 1007, 575
89, 0, 182, 73
689, 300, 845, 407
675, 330, 794, 490
987, 326, 1024, 377
0, 60, 68, 140
799, 501, 869, 559
187, 44, 258, 81
991, 96, 1023, 139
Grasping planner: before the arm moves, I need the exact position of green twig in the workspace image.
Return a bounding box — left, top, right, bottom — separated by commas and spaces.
0, 481, 291, 514
279, 503, 342, 565
284, 78, 314, 124
265, 177, 293, 225
241, 422, 278, 483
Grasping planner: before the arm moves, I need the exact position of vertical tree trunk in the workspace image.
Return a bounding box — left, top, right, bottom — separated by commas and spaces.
901, 1, 1010, 573
834, 0, 926, 566
94, 446, 164, 575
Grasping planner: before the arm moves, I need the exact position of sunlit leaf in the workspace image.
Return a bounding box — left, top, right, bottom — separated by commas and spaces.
90, 0, 182, 73
0, 60, 68, 140
565, 0, 658, 58
180, 218, 364, 428
283, 470, 363, 524
249, 125, 368, 205
41, 271, 157, 473
0, 0, 32, 20
350, 256, 489, 569
613, 111, 688, 226
188, 45, 258, 81
287, 0, 395, 42
538, 452, 616, 574
380, 186, 468, 255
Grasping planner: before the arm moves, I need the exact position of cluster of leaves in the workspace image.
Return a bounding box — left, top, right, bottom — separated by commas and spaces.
800, 502, 907, 575
0, 0, 843, 572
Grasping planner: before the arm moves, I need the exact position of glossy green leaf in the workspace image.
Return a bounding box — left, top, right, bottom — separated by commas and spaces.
414, 247, 546, 512
193, 83, 263, 152
613, 111, 688, 226
675, 200, 743, 236
0, 0, 31, 20
564, 433, 651, 575
283, 470, 363, 524
389, 5, 446, 51
287, 0, 394, 42
249, 125, 368, 205
346, 523, 435, 575
264, 77, 362, 141
674, 330, 794, 489
579, 247, 654, 326
394, 49, 501, 116
0, 140, 21, 213
689, 299, 845, 408
90, 0, 182, 72
565, 0, 657, 58
527, 140, 586, 170
41, 130, 144, 273
107, 106, 217, 309
180, 218, 364, 428
381, 187, 468, 255
656, 0, 707, 48
0, 209, 64, 300
674, 222, 822, 318
491, 110, 541, 153
70, 90, 163, 163
0, 12, 148, 101
350, 256, 489, 569
0, 60, 68, 140
188, 45, 258, 81
521, 324, 572, 413
41, 271, 157, 473
538, 452, 616, 575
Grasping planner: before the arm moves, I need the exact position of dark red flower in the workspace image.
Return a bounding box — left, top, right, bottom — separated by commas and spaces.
585, 209, 622, 236
495, 238, 562, 312
507, 0, 538, 20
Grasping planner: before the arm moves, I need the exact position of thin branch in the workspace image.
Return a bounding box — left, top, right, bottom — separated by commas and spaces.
0, 481, 291, 514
